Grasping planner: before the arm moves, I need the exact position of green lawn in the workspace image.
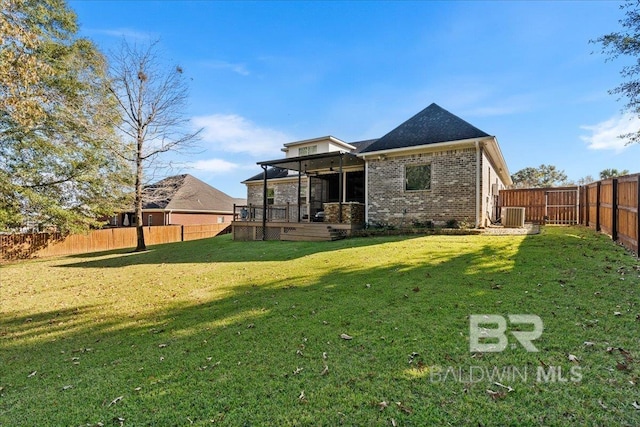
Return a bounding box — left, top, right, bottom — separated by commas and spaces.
1, 227, 639, 426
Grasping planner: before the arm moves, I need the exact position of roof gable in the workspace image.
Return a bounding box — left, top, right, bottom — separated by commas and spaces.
142, 174, 237, 212
361, 103, 489, 153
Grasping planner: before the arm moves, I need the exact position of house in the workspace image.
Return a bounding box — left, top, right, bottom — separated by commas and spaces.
234, 103, 512, 241
114, 174, 245, 227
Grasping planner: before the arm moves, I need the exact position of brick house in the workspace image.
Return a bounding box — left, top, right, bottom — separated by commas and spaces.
235, 103, 511, 240
114, 174, 245, 227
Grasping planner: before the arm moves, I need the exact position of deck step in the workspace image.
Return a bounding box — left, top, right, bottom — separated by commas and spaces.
279, 224, 345, 241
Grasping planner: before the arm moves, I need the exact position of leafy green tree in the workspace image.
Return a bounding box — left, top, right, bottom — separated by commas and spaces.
594, 1, 640, 144
599, 168, 629, 179
108, 41, 201, 251
1, 0, 132, 233
511, 164, 569, 188
576, 175, 596, 186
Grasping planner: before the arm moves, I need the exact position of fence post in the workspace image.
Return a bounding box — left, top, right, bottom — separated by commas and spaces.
612, 178, 618, 242
580, 186, 585, 225
595, 181, 601, 232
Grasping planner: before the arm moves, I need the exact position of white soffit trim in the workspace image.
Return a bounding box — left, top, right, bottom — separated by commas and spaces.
357, 137, 487, 158
482, 137, 512, 186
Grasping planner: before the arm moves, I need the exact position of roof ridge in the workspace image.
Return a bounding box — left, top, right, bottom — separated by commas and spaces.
360, 103, 489, 153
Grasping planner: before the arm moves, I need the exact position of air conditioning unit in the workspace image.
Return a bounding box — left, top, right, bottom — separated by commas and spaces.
502, 207, 525, 228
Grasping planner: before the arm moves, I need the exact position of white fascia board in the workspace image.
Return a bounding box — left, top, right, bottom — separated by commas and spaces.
482, 137, 513, 186
357, 137, 488, 159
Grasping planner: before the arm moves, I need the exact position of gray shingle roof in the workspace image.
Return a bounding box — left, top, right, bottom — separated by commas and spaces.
349, 139, 379, 153
360, 103, 489, 153
142, 174, 239, 212
243, 167, 292, 183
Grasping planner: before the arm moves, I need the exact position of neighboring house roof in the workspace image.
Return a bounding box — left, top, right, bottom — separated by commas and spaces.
360, 103, 490, 154
142, 174, 239, 213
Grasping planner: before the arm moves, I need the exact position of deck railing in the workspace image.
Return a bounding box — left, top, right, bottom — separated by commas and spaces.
234, 203, 311, 223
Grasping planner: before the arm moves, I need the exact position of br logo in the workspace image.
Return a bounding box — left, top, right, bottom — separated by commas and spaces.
469, 314, 543, 352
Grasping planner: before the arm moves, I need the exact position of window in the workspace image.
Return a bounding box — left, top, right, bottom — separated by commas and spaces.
148, 214, 153, 226
217, 216, 225, 223
405, 164, 431, 191
267, 188, 275, 205
298, 145, 318, 156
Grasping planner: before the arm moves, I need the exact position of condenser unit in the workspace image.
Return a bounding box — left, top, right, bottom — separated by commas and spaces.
502, 207, 525, 228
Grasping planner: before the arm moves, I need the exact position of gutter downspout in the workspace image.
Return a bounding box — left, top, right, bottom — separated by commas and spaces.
475, 141, 481, 228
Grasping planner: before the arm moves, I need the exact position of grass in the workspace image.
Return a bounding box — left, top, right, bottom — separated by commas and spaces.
1, 227, 639, 426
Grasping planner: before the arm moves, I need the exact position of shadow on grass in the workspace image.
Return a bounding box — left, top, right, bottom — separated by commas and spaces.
2, 227, 638, 425
57, 233, 427, 268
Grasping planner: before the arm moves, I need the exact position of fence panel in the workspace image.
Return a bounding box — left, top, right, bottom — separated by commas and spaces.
498, 187, 578, 224
576, 173, 639, 255
616, 175, 639, 253
182, 224, 230, 241
598, 179, 614, 236
498, 188, 547, 224
1, 223, 230, 261
586, 183, 599, 229
544, 189, 579, 225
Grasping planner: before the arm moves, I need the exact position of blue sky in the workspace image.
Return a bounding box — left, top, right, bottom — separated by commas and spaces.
70, 0, 640, 198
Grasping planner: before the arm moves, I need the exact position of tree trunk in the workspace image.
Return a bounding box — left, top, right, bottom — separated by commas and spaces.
134, 132, 146, 252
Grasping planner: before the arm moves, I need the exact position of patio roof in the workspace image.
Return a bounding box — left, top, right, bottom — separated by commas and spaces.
257, 151, 364, 172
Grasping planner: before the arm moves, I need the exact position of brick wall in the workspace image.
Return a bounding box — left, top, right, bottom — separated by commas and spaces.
367, 148, 477, 226
323, 202, 365, 224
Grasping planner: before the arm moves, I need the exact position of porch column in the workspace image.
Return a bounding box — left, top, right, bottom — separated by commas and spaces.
338, 153, 343, 223
297, 160, 302, 222
261, 164, 268, 240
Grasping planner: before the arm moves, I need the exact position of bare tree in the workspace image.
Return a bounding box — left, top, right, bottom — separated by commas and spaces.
109, 41, 201, 251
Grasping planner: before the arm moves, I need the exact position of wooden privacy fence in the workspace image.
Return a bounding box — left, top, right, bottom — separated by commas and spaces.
499, 174, 639, 254
1, 223, 230, 260
580, 174, 639, 254
498, 187, 579, 225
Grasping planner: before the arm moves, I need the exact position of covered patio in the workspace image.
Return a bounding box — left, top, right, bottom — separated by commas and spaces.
232, 150, 366, 241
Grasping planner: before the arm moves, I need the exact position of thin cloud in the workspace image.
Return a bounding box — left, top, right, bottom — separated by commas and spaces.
190, 158, 239, 173
581, 113, 640, 152
202, 60, 250, 76
192, 114, 290, 157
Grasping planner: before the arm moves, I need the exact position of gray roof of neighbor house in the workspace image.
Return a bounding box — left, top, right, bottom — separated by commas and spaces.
360, 103, 490, 153
142, 174, 242, 212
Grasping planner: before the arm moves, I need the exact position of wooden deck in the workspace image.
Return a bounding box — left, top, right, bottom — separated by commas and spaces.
232, 221, 363, 241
